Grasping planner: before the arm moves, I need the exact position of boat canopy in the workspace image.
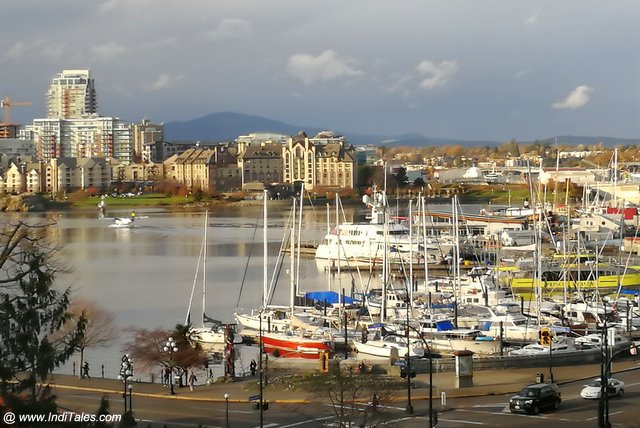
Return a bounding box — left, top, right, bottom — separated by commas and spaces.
305, 291, 357, 305
436, 319, 455, 331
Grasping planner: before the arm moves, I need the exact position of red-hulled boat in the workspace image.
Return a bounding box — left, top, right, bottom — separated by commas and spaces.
261, 330, 334, 359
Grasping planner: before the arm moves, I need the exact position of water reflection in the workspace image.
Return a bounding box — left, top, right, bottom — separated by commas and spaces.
12, 200, 462, 379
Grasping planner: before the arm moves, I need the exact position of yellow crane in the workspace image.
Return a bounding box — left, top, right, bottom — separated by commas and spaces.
1, 96, 32, 124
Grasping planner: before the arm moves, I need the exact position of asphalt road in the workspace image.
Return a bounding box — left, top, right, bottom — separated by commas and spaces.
54, 367, 640, 427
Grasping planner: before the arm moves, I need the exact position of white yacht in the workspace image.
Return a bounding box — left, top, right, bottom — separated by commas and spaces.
315, 189, 452, 268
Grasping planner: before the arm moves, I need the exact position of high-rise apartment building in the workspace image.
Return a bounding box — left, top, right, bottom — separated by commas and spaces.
47, 69, 97, 119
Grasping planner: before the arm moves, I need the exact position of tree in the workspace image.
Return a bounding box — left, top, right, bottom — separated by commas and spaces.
300, 364, 399, 427
413, 177, 426, 188
51, 298, 119, 379
124, 324, 208, 381
0, 220, 84, 415
392, 167, 409, 191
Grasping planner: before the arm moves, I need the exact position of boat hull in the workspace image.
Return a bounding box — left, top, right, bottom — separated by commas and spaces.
261, 333, 334, 359
510, 273, 640, 300
352, 339, 424, 358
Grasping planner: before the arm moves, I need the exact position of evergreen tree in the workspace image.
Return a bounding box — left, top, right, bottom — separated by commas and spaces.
0, 220, 84, 417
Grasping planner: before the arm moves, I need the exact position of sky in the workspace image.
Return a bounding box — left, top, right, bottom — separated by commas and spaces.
2, 0, 639, 142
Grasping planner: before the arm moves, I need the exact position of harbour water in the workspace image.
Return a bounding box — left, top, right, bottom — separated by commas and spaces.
9, 200, 475, 380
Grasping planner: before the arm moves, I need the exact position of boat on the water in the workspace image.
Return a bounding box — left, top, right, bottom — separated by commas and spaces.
353, 334, 425, 358
261, 330, 334, 359
509, 262, 640, 299
315, 188, 452, 268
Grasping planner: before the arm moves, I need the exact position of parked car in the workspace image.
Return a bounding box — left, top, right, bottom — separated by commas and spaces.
580, 378, 625, 399
509, 383, 561, 414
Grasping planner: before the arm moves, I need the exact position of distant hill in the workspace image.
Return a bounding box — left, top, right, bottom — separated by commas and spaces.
163, 112, 638, 147
163, 112, 499, 146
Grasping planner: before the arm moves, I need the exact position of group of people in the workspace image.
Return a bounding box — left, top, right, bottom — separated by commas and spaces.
161, 367, 199, 391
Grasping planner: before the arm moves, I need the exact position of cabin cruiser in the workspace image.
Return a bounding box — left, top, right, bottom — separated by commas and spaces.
353, 333, 425, 358
315, 189, 452, 268
458, 303, 541, 342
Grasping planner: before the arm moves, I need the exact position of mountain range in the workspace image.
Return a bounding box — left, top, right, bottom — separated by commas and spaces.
164, 112, 639, 148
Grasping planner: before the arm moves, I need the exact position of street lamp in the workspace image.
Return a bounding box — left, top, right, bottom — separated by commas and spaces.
164, 337, 179, 395
224, 392, 230, 428
391, 324, 434, 427
404, 306, 413, 414
117, 354, 133, 414
127, 383, 133, 413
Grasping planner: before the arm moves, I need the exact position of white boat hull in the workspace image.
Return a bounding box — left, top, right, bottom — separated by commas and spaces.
353, 339, 424, 358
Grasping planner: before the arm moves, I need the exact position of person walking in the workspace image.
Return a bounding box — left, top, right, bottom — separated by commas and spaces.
188, 369, 197, 391
83, 362, 91, 380
250, 359, 257, 376
161, 367, 168, 386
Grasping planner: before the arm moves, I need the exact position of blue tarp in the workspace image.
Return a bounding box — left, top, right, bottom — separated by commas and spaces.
305, 291, 357, 305
436, 320, 455, 331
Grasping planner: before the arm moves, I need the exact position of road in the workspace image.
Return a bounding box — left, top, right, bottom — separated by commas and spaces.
54, 367, 640, 427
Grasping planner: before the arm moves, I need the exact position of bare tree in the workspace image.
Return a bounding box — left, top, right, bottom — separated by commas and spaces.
124, 324, 208, 381
51, 298, 119, 378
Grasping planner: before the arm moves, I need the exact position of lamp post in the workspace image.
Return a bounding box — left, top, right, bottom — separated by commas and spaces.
164, 337, 178, 395
127, 383, 133, 413
259, 312, 264, 428
117, 354, 133, 414
224, 392, 230, 428
405, 305, 413, 414
391, 324, 434, 427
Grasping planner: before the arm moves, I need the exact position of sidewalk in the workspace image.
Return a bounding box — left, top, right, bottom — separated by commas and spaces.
50, 359, 640, 405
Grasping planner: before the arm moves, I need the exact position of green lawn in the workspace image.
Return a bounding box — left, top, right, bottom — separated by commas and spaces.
464, 185, 531, 205
72, 193, 196, 208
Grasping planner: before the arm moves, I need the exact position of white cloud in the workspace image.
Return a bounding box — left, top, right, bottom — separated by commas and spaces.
552, 85, 594, 109
5, 41, 29, 59
286, 50, 363, 85
39, 43, 67, 62
416, 60, 459, 90
147, 73, 186, 91
91, 42, 128, 61
386, 74, 413, 96
205, 18, 252, 42
524, 11, 540, 28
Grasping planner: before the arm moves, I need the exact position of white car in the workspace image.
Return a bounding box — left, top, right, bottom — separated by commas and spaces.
580, 378, 625, 399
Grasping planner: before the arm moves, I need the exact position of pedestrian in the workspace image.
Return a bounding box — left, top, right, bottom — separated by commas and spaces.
83, 361, 91, 380
250, 359, 257, 376
163, 367, 170, 387
188, 369, 197, 391
371, 393, 379, 411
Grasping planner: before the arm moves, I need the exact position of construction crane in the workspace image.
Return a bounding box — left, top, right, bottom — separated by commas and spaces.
1, 96, 32, 124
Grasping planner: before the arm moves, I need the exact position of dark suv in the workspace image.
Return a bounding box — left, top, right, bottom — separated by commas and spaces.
509, 383, 561, 415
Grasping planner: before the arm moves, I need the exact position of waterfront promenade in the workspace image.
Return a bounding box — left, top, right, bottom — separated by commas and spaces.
51, 358, 639, 405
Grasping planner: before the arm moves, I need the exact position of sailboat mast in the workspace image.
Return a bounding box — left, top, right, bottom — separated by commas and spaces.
263, 190, 268, 309
381, 188, 388, 323
202, 210, 208, 328
326, 203, 332, 291
290, 196, 296, 314
613, 147, 618, 207
409, 199, 414, 302
296, 183, 304, 306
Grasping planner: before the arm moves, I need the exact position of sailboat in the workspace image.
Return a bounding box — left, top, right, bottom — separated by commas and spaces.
236, 187, 334, 359
188, 211, 243, 347
351, 186, 425, 358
